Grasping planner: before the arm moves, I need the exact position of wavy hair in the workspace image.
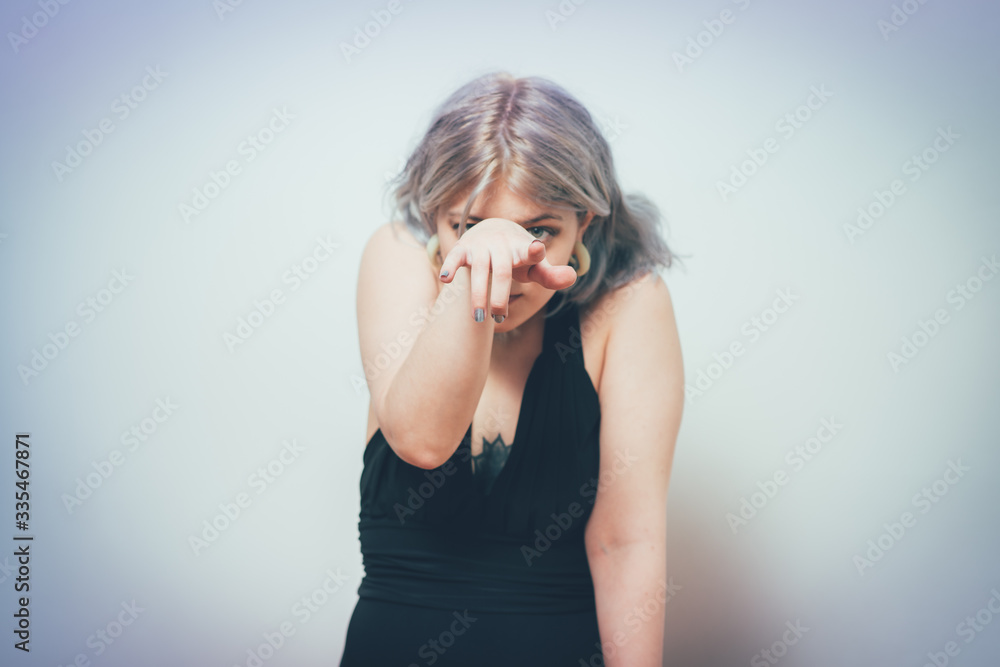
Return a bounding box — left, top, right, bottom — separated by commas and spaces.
383, 70, 680, 318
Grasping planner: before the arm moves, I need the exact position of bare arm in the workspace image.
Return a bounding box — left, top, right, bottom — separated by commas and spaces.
357, 222, 496, 469
584, 272, 684, 667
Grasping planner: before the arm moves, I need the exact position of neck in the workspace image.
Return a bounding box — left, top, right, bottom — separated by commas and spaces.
493, 327, 523, 345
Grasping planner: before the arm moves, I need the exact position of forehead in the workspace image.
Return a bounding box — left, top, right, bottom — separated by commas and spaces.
444, 181, 570, 219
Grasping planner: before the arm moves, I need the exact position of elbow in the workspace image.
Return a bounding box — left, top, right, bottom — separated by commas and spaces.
584, 533, 616, 560
382, 427, 451, 470
400, 444, 450, 470
585, 527, 661, 560
374, 394, 458, 470
373, 398, 445, 469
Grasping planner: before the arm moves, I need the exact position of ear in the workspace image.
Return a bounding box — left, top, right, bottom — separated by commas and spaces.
577, 211, 595, 242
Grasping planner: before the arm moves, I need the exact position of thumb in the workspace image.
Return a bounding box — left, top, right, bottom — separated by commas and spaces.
526, 259, 578, 290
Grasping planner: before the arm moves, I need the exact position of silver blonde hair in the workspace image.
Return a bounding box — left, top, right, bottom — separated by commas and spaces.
383, 70, 680, 318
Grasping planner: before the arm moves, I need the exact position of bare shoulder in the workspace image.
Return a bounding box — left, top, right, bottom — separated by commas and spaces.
578, 270, 678, 394
600, 270, 681, 379
361, 219, 428, 263
584, 270, 675, 334
357, 220, 440, 307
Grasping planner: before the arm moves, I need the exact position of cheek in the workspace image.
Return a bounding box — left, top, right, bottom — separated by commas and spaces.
522, 285, 554, 305
551, 241, 575, 264
436, 227, 458, 254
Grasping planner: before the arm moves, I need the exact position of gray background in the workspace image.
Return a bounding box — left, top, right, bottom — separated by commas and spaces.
1, 0, 998, 665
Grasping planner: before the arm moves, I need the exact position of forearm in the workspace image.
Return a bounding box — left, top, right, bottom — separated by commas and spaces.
380, 265, 494, 468
589, 540, 669, 667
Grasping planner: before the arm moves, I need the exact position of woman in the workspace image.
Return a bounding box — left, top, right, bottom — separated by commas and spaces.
341, 71, 684, 667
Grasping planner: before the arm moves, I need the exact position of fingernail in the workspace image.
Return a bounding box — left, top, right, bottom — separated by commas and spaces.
474, 308, 484, 322
440, 270, 449, 278
493, 314, 505, 324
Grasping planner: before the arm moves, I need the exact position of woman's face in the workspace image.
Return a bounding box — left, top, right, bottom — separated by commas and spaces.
434, 180, 593, 333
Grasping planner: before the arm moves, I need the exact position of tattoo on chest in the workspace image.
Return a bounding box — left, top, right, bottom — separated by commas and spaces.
471, 433, 511, 494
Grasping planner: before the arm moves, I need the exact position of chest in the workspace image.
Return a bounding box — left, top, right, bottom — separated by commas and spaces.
468, 304, 607, 487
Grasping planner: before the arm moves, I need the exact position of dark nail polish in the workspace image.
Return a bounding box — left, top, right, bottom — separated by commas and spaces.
474, 308, 484, 322
493, 314, 505, 324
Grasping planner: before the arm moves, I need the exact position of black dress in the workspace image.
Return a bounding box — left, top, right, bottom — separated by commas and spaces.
340, 296, 605, 667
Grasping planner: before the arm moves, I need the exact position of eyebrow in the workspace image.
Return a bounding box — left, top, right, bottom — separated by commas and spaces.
446, 210, 563, 225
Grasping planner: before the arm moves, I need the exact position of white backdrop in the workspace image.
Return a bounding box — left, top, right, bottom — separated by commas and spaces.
1, 0, 998, 665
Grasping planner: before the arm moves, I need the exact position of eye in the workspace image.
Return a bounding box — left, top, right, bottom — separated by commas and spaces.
527, 227, 556, 241
450, 223, 555, 241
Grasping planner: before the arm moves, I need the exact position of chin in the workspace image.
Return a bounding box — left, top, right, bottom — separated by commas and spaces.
493, 310, 531, 337
494, 317, 516, 332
